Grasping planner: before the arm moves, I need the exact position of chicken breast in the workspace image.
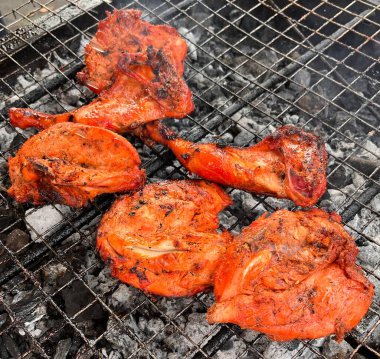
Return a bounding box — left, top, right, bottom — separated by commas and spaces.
207, 209, 373, 341
97, 180, 232, 296
8, 123, 145, 207
9, 10, 194, 133
140, 122, 328, 207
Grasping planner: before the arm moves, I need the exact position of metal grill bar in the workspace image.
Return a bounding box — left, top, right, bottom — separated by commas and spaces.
0, 0, 379, 358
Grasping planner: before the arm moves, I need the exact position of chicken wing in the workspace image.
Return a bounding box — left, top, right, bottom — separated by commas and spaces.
97, 180, 232, 296
207, 209, 374, 341
140, 122, 328, 207
8, 123, 145, 207
9, 10, 194, 133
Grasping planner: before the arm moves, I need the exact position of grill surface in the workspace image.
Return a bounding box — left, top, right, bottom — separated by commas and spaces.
0, 0, 379, 358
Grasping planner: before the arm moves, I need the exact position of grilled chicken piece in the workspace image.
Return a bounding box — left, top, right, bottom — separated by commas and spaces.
140, 122, 328, 207
8, 123, 145, 207
207, 209, 374, 341
9, 10, 194, 133
97, 180, 232, 296
76, 9, 188, 93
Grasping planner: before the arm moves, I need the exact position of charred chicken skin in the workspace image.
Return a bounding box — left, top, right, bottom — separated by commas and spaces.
97, 180, 232, 296
141, 122, 328, 207
207, 209, 374, 341
8, 123, 145, 207
9, 10, 194, 133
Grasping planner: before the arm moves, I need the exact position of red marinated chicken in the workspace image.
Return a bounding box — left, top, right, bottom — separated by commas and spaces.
9, 10, 194, 133
97, 180, 232, 296
207, 209, 374, 341
8, 123, 145, 207
141, 122, 328, 207
77, 9, 188, 93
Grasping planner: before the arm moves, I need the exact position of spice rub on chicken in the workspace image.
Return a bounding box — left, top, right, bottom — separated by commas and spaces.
207, 209, 374, 341
141, 122, 328, 207
96, 180, 232, 297
7, 123, 145, 207
9, 10, 194, 133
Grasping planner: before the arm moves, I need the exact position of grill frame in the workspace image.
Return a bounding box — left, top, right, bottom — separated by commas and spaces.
0, 0, 379, 358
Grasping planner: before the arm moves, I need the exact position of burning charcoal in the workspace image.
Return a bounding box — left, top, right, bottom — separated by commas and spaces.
4, 229, 29, 252
54, 338, 72, 359
25, 205, 71, 241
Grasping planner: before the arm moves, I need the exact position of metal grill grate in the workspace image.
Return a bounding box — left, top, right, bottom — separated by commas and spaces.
0, 0, 379, 358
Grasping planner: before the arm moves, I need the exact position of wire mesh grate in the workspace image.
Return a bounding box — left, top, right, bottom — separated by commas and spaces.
0, 0, 379, 358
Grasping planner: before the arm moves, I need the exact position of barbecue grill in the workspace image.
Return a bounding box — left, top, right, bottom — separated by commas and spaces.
0, 0, 379, 358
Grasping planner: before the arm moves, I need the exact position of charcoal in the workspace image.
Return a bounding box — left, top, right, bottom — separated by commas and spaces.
4, 229, 29, 252
2, 333, 21, 358
214, 336, 247, 359
105, 317, 139, 357
0, 208, 17, 230
108, 284, 144, 313
183, 313, 212, 343
0, 313, 8, 329
233, 130, 254, 146
328, 166, 352, 189
289, 68, 311, 91
54, 338, 72, 359
263, 341, 316, 359
0, 126, 16, 152
322, 338, 356, 358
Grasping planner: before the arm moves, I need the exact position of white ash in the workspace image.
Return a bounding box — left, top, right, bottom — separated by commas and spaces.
154, 296, 194, 318
25, 204, 72, 241
86, 266, 119, 296
22, 303, 47, 338
218, 211, 238, 230
214, 336, 247, 359
108, 284, 144, 313
182, 313, 213, 344
264, 197, 294, 211
104, 317, 139, 358
263, 341, 315, 359
322, 338, 357, 358
320, 189, 348, 211
178, 28, 199, 61
0, 126, 17, 152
